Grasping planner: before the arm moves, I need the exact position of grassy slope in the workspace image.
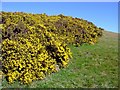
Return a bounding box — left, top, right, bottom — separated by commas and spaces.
1, 31, 118, 88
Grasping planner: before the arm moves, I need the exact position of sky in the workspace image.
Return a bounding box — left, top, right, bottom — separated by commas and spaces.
1, 0, 119, 2
1, 2, 118, 33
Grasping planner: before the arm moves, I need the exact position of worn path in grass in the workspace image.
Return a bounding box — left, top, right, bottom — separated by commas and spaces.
2, 31, 118, 88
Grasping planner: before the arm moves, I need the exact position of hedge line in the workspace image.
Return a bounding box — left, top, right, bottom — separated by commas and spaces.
1, 12, 103, 84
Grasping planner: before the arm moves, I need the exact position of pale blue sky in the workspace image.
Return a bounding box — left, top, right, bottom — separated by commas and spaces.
2, 2, 118, 33
1, 0, 119, 2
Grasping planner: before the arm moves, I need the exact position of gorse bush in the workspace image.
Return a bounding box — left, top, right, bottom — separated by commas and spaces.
1, 12, 103, 84
2, 23, 72, 84
1, 12, 103, 44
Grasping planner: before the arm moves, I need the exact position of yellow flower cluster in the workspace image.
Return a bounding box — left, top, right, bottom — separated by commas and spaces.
1, 23, 72, 84
1, 12, 103, 84
2, 34, 66, 84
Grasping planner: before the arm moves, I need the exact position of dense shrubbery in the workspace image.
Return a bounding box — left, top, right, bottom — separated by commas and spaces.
1, 12, 103, 84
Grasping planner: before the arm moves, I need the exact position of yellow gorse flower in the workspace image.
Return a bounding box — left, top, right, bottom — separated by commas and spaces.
1, 11, 102, 84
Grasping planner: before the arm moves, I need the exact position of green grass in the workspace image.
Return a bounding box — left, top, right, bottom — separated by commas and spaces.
1, 31, 118, 88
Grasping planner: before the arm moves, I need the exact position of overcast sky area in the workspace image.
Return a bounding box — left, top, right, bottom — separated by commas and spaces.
2, 2, 118, 33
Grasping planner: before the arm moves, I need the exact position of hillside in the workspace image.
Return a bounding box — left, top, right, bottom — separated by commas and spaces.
1, 30, 118, 88
0, 12, 118, 88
